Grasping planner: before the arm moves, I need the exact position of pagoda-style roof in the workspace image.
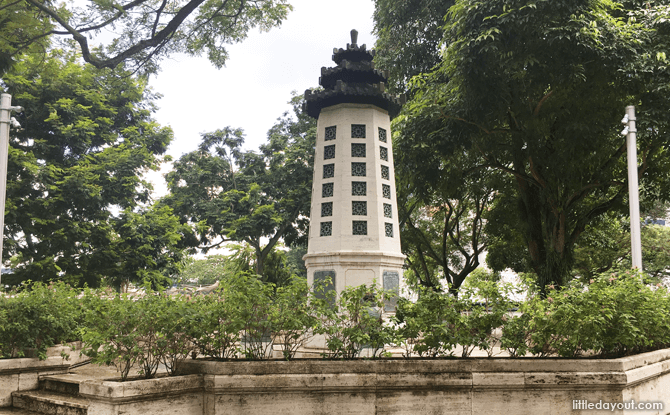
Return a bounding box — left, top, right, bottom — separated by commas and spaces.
304, 30, 405, 119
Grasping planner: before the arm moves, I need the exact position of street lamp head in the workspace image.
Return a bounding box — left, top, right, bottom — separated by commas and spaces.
621, 126, 629, 136
621, 114, 629, 124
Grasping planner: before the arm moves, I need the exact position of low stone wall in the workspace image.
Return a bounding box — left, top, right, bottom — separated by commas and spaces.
75, 348, 670, 415
0, 342, 88, 407
82, 374, 204, 415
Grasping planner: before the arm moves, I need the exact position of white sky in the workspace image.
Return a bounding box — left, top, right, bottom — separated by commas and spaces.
145, 0, 377, 197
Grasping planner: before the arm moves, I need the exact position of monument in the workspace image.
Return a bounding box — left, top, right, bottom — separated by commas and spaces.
303, 30, 406, 310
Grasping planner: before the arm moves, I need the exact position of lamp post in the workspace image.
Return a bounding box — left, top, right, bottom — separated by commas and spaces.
0, 93, 24, 286
621, 105, 643, 270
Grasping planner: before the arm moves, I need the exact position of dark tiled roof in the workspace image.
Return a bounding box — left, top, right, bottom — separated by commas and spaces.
304, 29, 405, 119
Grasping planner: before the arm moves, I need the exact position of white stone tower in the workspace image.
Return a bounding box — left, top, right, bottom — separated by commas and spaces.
303, 30, 405, 310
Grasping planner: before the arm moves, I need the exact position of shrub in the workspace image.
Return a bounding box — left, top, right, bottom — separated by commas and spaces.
81, 288, 198, 380
522, 270, 670, 358
0, 282, 83, 359
227, 272, 275, 360
457, 273, 516, 357
81, 291, 142, 380
394, 287, 459, 357
181, 291, 241, 360
270, 276, 318, 360
315, 283, 392, 359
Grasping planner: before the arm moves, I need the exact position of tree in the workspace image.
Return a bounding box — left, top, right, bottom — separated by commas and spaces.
372, 0, 454, 93
396, 150, 498, 295
1, 50, 176, 287
0, 0, 292, 74
108, 204, 188, 291
0, 1, 53, 74
164, 94, 315, 282
395, 0, 670, 293
176, 242, 295, 287
573, 213, 670, 281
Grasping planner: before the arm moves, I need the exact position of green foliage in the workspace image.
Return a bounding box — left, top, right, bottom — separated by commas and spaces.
394, 287, 459, 357
82, 288, 197, 380
0, 0, 54, 74
394, 0, 670, 292
2, 50, 180, 287
81, 292, 145, 380
373, 0, 454, 93
1, 0, 292, 74
164, 94, 315, 283
225, 272, 276, 359
285, 244, 307, 280
6, 272, 670, 370
178, 255, 228, 285
109, 205, 189, 291
185, 290, 241, 360
0, 282, 83, 359
499, 313, 530, 358
573, 215, 670, 280
314, 283, 393, 359
395, 269, 516, 358
270, 276, 316, 359
177, 243, 294, 287
519, 271, 670, 358
397, 149, 502, 293
458, 270, 516, 357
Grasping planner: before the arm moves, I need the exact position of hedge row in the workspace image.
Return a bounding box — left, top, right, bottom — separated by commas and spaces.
2, 271, 669, 381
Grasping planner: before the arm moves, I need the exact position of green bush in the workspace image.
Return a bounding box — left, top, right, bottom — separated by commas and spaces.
81, 288, 198, 380
228, 272, 276, 359
394, 271, 517, 358
180, 291, 241, 361
0, 282, 83, 359
457, 274, 516, 357
315, 283, 393, 359
522, 270, 670, 358
270, 276, 318, 360
81, 291, 145, 380
394, 287, 459, 357
6, 268, 670, 375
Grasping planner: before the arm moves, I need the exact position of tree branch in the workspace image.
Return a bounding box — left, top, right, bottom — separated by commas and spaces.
26, 0, 208, 69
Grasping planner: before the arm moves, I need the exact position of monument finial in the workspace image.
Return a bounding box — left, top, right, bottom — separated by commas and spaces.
350, 29, 358, 47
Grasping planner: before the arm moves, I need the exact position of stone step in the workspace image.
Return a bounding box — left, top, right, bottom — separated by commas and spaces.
0, 407, 42, 415
40, 374, 89, 396
11, 390, 88, 415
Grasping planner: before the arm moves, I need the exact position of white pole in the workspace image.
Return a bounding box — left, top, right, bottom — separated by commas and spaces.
0, 93, 22, 287
0, 94, 12, 287
625, 105, 643, 270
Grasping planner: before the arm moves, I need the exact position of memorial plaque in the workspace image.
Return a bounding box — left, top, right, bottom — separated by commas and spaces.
383, 271, 400, 311
314, 270, 336, 305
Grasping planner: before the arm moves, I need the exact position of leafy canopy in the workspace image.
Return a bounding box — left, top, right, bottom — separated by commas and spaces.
1, 50, 181, 287
163, 94, 315, 283
0, 0, 292, 74
372, 0, 455, 93
396, 0, 670, 292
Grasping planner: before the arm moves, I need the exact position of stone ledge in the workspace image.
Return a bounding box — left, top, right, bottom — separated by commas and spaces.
0, 344, 88, 407
178, 348, 670, 377
79, 374, 203, 402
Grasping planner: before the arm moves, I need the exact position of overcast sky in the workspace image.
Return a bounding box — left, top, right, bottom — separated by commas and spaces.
144, 0, 377, 196
150, 0, 375, 153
